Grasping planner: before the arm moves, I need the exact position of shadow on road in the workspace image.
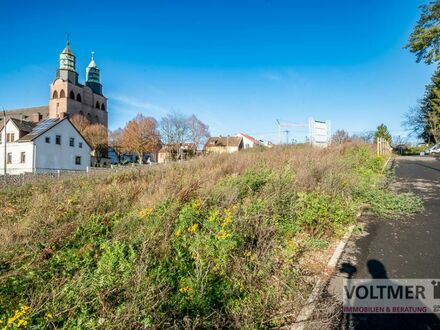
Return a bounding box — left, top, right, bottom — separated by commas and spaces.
413, 162, 440, 173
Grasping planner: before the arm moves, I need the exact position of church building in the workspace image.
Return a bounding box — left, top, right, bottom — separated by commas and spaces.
1, 41, 108, 128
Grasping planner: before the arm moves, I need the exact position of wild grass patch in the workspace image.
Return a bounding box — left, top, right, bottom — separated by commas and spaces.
0, 143, 422, 328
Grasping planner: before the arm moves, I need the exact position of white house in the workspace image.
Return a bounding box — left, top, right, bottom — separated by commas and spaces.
236, 133, 261, 149
0, 117, 91, 175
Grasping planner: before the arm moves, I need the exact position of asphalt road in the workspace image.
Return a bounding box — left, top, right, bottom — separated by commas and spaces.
330, 156, 440, 329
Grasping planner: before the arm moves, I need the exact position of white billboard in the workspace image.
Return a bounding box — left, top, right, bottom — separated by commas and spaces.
309, 118, 331, 148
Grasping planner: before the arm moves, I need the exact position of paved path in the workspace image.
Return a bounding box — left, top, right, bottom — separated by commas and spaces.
325, 157, 440, 329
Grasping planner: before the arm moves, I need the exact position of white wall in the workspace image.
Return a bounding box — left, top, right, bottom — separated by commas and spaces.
0, 141, 34, 175
34, 119, 91, 172
0, 119, 92, 175
0, 120, 34, 175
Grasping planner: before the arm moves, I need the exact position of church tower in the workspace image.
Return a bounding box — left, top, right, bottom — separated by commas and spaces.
49, 41, 108, 128
86, 52, 102, 95
57, 41, 78, 84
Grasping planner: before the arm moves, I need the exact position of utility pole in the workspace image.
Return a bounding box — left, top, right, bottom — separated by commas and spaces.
2, 106, 6, 176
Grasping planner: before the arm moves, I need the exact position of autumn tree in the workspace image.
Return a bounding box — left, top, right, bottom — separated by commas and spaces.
70, 114, 90, 134
120, 114, 160, 164
83, 124, 108, 166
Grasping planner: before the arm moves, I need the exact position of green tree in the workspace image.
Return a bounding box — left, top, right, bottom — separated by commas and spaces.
405, 66, 440, 143
406, 1, 440, 64
374, 124, 392, 143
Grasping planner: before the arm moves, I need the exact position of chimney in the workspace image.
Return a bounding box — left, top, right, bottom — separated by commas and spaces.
32, 112, 42, 123
59, 112, 69, 119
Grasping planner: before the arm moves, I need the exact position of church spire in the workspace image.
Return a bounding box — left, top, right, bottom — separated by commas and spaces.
86, 51, 100, 83
59, 39, 76, 71
56, 37, 78, 84
86, 51, 102, 95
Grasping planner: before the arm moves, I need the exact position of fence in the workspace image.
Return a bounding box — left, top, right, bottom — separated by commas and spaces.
0, 164, 157, 188
376, 137, 392, 156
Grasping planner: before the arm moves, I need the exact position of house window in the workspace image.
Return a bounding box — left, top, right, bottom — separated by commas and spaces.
69, 137, 75, 147
20, 152, 26, 163
56, 135, 61, 145
75, 156, 81, 165
6, 133, 15, 142
7, 152, 12, 164
79, 142, 83, 148
45, 136, 50, 143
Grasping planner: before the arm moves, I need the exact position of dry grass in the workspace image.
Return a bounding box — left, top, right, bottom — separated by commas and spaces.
0, 143, 411, 328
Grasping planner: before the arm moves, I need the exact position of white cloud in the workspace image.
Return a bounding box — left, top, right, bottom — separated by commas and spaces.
110, 94, 168, 115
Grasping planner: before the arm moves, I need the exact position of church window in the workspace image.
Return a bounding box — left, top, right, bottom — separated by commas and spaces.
60, 90, 65, 98
101, 103, 105, 111
95, 101, 100, 109
76, 93, 82, 102
69, 91, 75, 99
52, 90, 58, 99
95, 116, 99, 124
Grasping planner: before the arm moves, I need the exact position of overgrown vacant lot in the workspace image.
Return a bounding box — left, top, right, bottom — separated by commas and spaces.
0, 144, 421, 329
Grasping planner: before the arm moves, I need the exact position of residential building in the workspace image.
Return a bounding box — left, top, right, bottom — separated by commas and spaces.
204, 136, 243, 154
158, 144, 197, 163
0, 117, 91, 175
236, 133, 261, 149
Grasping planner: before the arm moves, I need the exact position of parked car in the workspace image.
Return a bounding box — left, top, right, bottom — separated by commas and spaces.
425, 144, 440, 155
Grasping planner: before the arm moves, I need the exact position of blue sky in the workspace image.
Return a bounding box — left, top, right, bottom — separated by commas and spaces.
0, 0, 434, 142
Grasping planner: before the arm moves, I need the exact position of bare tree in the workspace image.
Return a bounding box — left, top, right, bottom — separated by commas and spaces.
83, 124, 108, 166
109, 128, 123, 163
331, 129, 350, 145
159, 112, 188, 146
120, 114, 160, 164
187, 114, 210, 149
